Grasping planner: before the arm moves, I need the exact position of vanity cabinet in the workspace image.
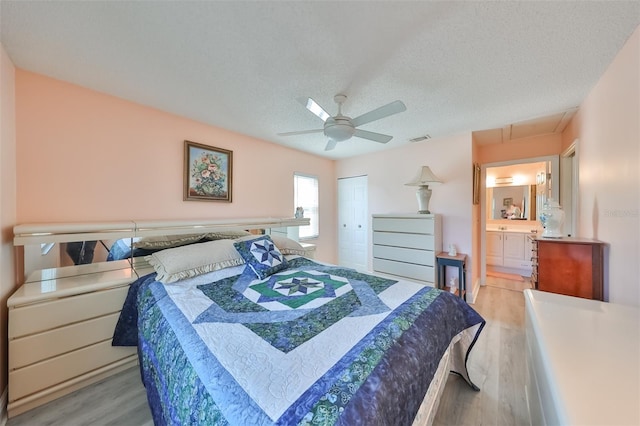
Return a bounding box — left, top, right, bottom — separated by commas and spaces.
486, 231, 504, 265
486, 231, 534, 272
372, 214, 442, 285
530, 237, 605, 300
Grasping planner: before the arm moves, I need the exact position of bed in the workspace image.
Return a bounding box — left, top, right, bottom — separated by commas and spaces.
113, 234, 485, 425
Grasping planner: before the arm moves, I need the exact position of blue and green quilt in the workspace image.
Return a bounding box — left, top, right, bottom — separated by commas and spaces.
117, 257, 484, 425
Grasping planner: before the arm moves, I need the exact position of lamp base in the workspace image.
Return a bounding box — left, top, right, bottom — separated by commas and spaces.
415, 186, 433, 214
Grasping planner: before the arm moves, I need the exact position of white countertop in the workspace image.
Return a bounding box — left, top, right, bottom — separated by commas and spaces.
524, 290, 640, 426
486, 226, 539, 234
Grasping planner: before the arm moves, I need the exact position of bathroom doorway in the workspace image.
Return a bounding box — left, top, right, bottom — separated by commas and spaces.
480, 155, 560, 286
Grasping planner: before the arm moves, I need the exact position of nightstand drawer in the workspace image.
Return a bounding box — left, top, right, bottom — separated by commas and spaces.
9, 312, 122, 370
9, 340, 135, 402
9, 285, 129, 339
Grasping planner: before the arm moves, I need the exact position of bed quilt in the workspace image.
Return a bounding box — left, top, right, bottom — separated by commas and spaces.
117, 257, 484, 425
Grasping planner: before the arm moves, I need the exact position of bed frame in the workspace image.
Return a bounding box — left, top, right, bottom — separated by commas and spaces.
8, 217, 309, 417
9, 216, 475, 424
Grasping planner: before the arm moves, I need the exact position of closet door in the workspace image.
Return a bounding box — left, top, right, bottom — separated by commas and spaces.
338, 176, 368, 271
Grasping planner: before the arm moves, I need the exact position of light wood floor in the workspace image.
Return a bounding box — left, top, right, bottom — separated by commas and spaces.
433, 277, 530, 426
7, 277, 528, 426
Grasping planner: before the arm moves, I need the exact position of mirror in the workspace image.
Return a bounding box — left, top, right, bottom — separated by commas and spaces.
485, 157, 559, 225
487, 185, 536, 220
21, 225, 300, 276
24, 238, 137, 272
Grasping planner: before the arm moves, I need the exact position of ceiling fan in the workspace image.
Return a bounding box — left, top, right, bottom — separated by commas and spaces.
278, 94, 407, 151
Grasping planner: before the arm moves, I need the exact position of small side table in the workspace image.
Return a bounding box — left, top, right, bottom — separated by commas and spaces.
436, 252, 467, 301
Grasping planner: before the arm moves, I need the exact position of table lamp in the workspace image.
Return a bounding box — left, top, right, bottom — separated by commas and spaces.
405, 166, 443, 214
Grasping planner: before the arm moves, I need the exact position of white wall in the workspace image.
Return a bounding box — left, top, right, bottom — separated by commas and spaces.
336, 132, 473, 279
575, 25, 639, 306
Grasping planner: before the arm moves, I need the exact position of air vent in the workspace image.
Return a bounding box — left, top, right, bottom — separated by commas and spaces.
409, 134, 431, 143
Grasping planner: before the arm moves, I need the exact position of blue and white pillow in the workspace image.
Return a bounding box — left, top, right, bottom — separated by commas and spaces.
233, 235, 288, 279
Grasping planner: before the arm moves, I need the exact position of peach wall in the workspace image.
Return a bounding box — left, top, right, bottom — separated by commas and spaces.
477, 132, 563, 164
15, 70, 337, 262
336, 132, 474, 293
1, 43, 17, 404
571, 25, 640, 306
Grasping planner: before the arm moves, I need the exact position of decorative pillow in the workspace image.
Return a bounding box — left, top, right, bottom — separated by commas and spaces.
233, 235, 288, 279
134, 233, 206, 250
146, 239, 245, 284
269, 235, 307, 256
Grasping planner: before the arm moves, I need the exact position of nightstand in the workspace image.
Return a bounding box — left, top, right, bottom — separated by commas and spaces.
436, 252, 467, 301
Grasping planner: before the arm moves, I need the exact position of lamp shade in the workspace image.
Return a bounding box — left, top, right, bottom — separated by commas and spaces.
405, 166, 443, 186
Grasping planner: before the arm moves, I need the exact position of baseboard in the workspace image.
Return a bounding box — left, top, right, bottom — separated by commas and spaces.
0, 386, 8, 426
467, 278, 481, 304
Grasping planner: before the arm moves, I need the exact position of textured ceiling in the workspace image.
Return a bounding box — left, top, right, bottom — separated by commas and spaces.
1, 1, 639, 159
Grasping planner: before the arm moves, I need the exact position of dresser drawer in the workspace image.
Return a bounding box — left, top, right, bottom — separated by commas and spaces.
373, 245, 435, 267
9, 285, 129, 339
372, 217, 434, 234
9, 312, 122, 370
373, 232, 434, 250
8, 340, 136, 402
373, 258, 435, 283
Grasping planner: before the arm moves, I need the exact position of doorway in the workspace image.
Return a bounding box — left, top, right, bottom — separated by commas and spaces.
337, 175, 368, 271
480, 155, 560, 283
560, 140, 578, 237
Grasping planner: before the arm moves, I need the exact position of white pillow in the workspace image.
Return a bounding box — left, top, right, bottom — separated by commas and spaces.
146, 239, 245, 284
269, 235, 307, 256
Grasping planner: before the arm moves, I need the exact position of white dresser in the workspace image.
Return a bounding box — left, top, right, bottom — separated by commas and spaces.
372, 214, 442, 285
7, 262, 140, 417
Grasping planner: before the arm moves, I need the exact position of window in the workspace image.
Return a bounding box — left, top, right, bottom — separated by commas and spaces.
294, 173, 319, 239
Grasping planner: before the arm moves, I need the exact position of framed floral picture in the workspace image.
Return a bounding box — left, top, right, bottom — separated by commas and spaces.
184, 140, 232, 202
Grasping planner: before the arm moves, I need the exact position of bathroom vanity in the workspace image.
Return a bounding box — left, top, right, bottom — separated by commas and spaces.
486, 224, 538, 276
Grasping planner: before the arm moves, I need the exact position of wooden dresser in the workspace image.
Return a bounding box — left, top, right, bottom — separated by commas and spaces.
530, 236, 605, 300
372, 214, 442, 286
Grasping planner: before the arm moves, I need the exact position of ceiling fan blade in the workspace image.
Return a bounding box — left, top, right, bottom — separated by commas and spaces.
353, 129, 393, 144
351, 100, 406, 127
305, 97, 331, 122
277, 129, 324, 137
325, 140, 338, 151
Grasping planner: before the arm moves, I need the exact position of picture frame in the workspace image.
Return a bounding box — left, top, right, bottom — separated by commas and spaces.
503, 197, 513, 207
184, 140, 232, 202
472, 163, 480, 205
